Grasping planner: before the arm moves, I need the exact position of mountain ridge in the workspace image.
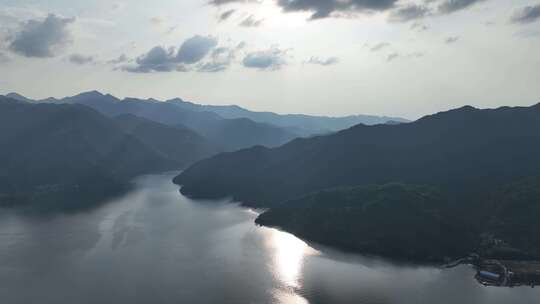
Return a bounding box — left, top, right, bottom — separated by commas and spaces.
4, 91, 299, 152
174, 101, 540, 205
5, 91, 409, 138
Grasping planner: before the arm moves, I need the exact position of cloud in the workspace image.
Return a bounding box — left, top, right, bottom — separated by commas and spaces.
407, 51, 424, 58
237, 41, 247, 49
211, 0, 400, 20
111, 2, 125, 10
211, 0, 490, 20
150, 16, 165, 25
8, 14, 75, 58
306, 56, 339, 66
437, 0, 486, 15
123, 46, 179, 73
278, 0, 400, 19
219, 9, 236, 21
389, 4, 429, 22
108, 54, 129, 64
68, 53, 94, 65
242, 48, 287, 70
386, 51, 424, 62
122, 35, 220, 73
370, 42, 390, 52
511, 4, 540, 24
239, 15, 264, 27
176, 35, 218, 64
445, 36, 459, 44
210, 0, 259, 5
410, 22, 429, 31
198, 61, 229, 72
387, 52, 399, 62
197, 46, 238, 72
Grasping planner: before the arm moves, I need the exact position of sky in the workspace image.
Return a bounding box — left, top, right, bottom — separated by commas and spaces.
0, 0, 539, 119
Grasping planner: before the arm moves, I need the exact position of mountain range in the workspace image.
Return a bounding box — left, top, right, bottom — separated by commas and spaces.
0, 97, 179, 210
0, 95, 230, 210
6, 89, 540, 262
175, 102, 540, 261
1, 91, 404, 210
176, 103, 540, 205
166, 97, 408, 136
5, 91, 408, 151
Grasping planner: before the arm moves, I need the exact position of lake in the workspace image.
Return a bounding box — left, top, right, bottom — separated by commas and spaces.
1, 172, 539, 304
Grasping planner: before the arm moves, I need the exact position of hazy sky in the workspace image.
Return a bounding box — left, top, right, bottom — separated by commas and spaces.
0, 0, 539, 119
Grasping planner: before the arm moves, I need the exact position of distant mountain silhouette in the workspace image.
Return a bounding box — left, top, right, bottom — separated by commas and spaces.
175, 117, 296, 152
113, 114, 219, 168
167, 98, 409, 136
8, 91, 409, 146
11, 91, 298, 152
176, 103, 540, 206
0, 97, 181, 210
5, 92, 33, 103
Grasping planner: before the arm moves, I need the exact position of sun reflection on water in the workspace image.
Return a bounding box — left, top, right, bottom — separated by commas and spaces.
272, 231, 308, 288
264, 227, 319, 303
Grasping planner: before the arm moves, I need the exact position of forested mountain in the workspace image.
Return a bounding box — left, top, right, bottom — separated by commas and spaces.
0, 97, 206, 210
255, 175, 540, 262
255, 184, 477, 262
175, 102, 540, 261
175, 103, 540, 206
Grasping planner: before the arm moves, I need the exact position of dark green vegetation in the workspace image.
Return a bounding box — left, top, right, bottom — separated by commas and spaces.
0, 97, 209, 211
256, 184, 476, 262
483, 176, 540, 259
255, 180, 540, 262
176, 103, 540, 261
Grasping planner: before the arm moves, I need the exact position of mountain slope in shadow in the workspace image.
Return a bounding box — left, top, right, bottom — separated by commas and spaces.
175, 103, 540, 206
0, 97, 177, 210
113, 114, 219, 168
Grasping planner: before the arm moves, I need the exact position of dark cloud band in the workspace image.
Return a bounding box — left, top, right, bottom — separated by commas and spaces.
511, 4, 540, 24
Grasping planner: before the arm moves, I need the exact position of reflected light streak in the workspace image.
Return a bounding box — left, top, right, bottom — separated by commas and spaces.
266, 227, 319, 285
265, 228, 319, 304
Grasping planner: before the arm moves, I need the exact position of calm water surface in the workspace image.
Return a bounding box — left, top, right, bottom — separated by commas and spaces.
1, 173, 539, 304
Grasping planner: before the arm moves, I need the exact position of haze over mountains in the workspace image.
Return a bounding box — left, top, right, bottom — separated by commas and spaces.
6, 91, 408, 149
0, 91, 405, 210
8, 91, 297, 152
167, 98, 408, 136
113, 114, 218, 168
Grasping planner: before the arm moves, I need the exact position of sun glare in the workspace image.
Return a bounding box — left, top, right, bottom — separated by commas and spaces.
266, 228, 319, 289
